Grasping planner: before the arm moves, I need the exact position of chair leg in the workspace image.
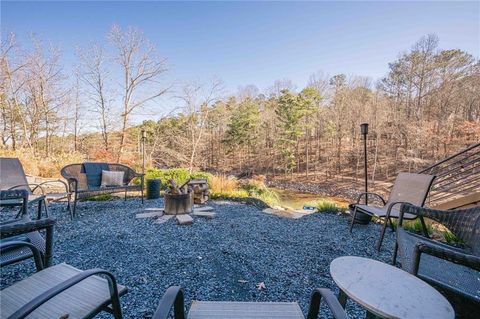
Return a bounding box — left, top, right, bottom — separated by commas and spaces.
388, 217, 395, 231
67, 195, 74, 219
43, 199, 50, 218
124, 190, 127, 201
376, 218, 388, 251
141, 187, 144, 204
419, 216, 429, 238
37, 201, 43, 219
73, 193, 78, 218
349, 206, 358, 233
338, 290, 348, 308
392, 242, 399, 265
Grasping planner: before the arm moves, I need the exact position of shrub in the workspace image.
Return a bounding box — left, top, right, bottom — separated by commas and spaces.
315, 199, 345, 213
401, 219, 433, 236
142, 168, 213, 190
0, 148, 84, 178
210, 175, 239, 194
210, 189, 249, 199
240, 180, 279, 206
444, 231, 464, 244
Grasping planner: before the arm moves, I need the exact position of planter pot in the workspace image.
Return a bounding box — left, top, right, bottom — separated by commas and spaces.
348, 204, 372, 225
164, 192, 193, 215
146, 179, 161, 200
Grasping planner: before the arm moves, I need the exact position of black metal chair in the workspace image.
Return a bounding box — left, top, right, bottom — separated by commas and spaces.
0, 241, 127, 319
0, 190, 55, 268
153, 286, 349, 319
394, 203, 480, 306
349, 172, 435, 251
0, 157, 71, 218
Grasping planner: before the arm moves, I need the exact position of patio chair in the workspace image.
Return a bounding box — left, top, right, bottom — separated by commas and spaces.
394, 203, 480, 306
0, 241, 127, 319
0, 190, 55, 268
349, 172, 435, 251
152, 286, 349, 319
0, 157, 71, 218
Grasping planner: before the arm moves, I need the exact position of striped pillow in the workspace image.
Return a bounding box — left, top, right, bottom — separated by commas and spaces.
101, 170, 124, 187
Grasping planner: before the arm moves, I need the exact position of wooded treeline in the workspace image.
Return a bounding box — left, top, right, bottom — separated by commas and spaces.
1, 30, 479, 182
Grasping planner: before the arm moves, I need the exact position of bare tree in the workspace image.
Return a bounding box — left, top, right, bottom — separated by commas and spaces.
77, 43, 112, 150
176, 79, 223, 172
0, 33, 30, 149
24, 36, 67, 156
108, 24, 169, 161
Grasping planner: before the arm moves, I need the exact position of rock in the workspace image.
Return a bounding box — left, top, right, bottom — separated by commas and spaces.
176, 214, 194, 225
193, 211, 216, 219
154, 215, 173, 224
194, 206, 214, 212
136, 211, 164, 218
144, 207, 164, 212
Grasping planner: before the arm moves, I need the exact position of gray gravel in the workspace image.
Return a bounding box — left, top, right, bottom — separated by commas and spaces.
0, 198, 395, 318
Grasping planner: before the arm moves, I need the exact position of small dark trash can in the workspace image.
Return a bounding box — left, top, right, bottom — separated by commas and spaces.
146, 179, 161, 200
348, 204, 372, 225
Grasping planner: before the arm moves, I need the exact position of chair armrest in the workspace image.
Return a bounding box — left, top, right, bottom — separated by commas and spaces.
31, 180, 70, 193
307, 288, 349, 319
153, 286, 186, 319
0, 218, 56, 238
9, 268, 123, 319
412, 241, 480, 274
0, 241, 44, 271
8, 184, 46, 195
384, 201, 411, 223
355, 192, 386, 205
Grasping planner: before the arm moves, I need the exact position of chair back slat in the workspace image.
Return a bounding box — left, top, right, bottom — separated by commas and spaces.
387, 173, 435, 206
0, 158, 30, 193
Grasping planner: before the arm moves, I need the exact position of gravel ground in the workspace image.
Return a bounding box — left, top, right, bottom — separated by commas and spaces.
0, 198, 396, 318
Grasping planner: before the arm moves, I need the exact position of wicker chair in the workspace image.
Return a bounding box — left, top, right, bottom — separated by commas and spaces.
153, 286, 349, 319
349, 172, 435, 251
60, 163, 144, 217
394, 203, 480, 306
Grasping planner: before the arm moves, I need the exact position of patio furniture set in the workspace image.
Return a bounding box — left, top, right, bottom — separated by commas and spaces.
0, 157, 478, 318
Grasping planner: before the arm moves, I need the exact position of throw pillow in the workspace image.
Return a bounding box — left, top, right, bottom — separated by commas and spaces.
101, 170, 124, 187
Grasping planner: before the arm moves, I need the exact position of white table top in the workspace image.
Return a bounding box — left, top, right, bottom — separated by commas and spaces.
330, 256, 454, 319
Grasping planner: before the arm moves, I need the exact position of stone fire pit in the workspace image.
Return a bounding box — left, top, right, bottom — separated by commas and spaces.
164, 192, 193, 215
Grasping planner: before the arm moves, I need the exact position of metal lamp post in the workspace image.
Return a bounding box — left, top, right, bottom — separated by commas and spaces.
141, 129, 147, 176
360, 123, 369, 205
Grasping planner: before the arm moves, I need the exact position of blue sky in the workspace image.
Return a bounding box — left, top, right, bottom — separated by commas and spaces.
1, 1, 479, 119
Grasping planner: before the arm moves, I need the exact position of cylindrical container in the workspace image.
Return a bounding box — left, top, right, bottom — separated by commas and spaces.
349, 204, 372, 225
146, 179, 161, 200
164, 192, 193, 215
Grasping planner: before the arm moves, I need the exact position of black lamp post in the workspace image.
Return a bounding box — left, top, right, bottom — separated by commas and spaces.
360, 123, 369, 205
141, 129, 147, 176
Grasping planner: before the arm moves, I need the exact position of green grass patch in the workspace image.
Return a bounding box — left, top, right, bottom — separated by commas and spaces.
443, 231, 464, 245
85, 194, 114, 201
315, 199, 345, 213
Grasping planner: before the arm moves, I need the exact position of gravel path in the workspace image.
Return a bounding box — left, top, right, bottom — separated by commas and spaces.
1, 198, 396, 318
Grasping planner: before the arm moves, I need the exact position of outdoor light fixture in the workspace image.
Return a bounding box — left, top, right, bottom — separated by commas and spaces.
360, 123, 369, 205
141, 129, 147, 175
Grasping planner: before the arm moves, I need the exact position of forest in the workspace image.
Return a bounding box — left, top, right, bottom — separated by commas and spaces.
1, 27, 479, 187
